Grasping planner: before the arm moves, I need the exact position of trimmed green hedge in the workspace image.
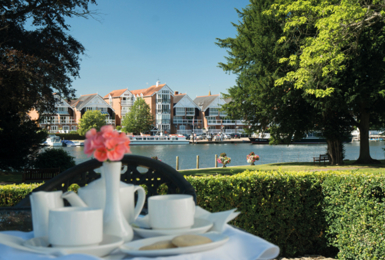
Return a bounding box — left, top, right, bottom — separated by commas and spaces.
0, 183, 42, 207
2, 170, 385, 258
322, 174, 385, 259
186, 170, 334, 257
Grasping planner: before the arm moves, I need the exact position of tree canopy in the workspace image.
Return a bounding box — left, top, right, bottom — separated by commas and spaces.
0, 109, 47, 171
0, 0, 97, 115
122, 98, 154, 135
265, 0, 385, 163
217, 0, 385, 164
78, 110, 106, 136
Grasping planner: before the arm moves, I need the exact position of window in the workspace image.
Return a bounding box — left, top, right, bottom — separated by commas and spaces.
60, 116, 67, 123
176, 107, 185, 116
162, 104, 170, 114
71, 126, 77, 131
51, 126, 58, 131
63, 126, 70, 131
186, 108, 194, 115
209, 108, 219, 115
206, 116, 217, 124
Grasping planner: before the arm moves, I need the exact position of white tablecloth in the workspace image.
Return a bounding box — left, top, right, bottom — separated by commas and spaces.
0, 225, 279, 260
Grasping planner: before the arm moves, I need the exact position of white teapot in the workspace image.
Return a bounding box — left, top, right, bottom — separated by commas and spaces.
62, 173, 145, 224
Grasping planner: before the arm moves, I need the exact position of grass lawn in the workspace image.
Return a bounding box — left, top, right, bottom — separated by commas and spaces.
1, 160, 385, 184
179, 159, 385, 175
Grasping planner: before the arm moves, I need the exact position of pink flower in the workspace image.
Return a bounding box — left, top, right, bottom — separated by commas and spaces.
84, 126, 131, 162
94, 147, 108, 162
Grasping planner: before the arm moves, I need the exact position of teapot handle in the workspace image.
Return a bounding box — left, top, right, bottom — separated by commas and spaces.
133, 186, 146, 221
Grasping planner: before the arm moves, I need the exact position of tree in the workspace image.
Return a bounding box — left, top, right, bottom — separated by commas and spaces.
0, 109, 47, 171
78, 110, 106, 136
122, 98, 154, 135
0, 0, 96, 115
267, 0, 385, 164
216, 0, 356, 165
33, 149, 76, 172
0, 0, 96, 170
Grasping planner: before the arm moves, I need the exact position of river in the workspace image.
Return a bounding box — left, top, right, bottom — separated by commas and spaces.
52, 141, 385, 170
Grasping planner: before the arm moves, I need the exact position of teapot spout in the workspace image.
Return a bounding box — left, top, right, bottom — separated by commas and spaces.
62, 191, 87, 207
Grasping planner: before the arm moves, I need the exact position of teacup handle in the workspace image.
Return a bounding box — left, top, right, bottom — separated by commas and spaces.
133, 186, 146, 221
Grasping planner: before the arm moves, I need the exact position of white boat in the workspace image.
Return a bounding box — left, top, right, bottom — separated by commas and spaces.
128, 135, 189, 145
45, 135, 63, 147
62, 140, 84, 147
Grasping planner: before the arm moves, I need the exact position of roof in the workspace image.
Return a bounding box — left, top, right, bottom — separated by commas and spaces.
173, 94, 186, 104
103, 89, 128, 99
130, 84, 166, 97
193, 94, 219, 111
70, 94, 97, 110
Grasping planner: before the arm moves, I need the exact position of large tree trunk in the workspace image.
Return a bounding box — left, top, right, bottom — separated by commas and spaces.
326, 139, 344, 165
355, 109, 381, 164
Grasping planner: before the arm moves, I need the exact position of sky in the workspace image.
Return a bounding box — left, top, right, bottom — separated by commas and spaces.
66, 0, 251, 99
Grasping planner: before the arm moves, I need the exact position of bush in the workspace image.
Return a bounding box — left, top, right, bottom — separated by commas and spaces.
0, 183, 42, 206
322, 173, 385, 259
116, 126, 122, 131
33, 149, 76, 172
186, 170, 334, 257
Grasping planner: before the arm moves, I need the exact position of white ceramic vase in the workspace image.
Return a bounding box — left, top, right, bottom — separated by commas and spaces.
102, 161, 134, 242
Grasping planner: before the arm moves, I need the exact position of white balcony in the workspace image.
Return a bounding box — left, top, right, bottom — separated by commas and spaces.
121, 101, 133, 106
207, 119, 246, 125
105, 119, 115, 125
41, 119, 76, 124
173, 119, 202, 125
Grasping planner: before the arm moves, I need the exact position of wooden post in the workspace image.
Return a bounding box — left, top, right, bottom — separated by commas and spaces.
176, 156, 179, 170
196, 155, 199, 169
215, 154, 218, 168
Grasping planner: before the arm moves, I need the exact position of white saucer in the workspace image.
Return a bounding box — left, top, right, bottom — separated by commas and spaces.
120, 232, 229, 256
132, 218, 213, 238
23, 235, 124, 257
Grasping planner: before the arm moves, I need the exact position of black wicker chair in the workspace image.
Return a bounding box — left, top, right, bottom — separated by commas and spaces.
15, 154, 196, 209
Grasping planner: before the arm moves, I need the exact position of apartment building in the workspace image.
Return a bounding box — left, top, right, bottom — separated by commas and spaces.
130, 81, 174, 135
28, 94, 77, 133
103, 89, 134, 126
70, 94, 116, 126
172, 92, 203, 135
194, 93, 246, 134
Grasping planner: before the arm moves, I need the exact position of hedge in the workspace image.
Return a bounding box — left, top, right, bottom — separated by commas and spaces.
0, 183, 42, 207
1, 170, 385, 259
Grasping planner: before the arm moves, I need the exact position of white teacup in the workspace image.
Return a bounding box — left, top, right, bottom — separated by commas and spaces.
48, 207, 103, 247
148, 194, 195, 230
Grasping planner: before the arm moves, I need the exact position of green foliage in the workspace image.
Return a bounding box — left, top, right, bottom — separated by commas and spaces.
116, 126, 122, 131
121, 98, 154, 135
322, 173, 385, 259
0, 110, 47, 171
0, 183, 42, 207
0, 0, 96, 115
33, 149, 75, 172
77, 110, 107, 136
186, 171, 335, 257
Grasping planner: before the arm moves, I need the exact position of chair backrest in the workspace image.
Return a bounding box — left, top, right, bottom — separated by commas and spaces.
15, 155, 196, 208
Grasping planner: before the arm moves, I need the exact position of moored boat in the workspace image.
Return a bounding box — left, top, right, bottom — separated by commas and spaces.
128, 135, 189, 145
44, 135, 63, 147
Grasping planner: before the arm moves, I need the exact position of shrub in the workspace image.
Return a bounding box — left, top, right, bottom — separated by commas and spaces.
322, 173, 385, 259
33, 149, 75, 172
116, 126, 122, 131
0, 183, 42, 206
